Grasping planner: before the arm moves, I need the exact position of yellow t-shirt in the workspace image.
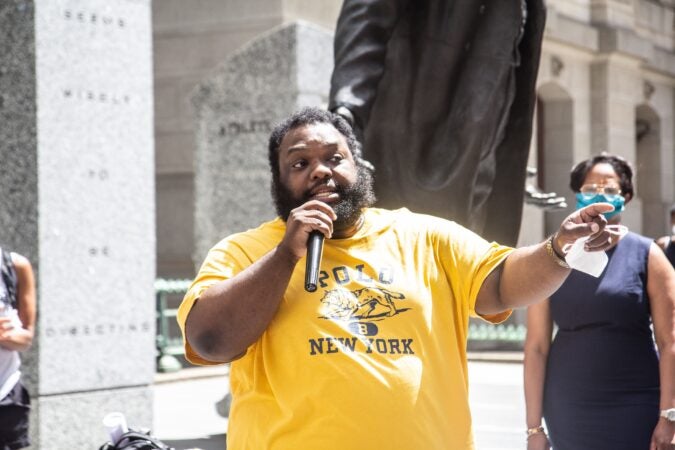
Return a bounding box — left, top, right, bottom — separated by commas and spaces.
178, 208, 513, 450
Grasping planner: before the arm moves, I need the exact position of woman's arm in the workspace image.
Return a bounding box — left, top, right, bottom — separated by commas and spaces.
0, 253, 36, 352
523, 299, 553, 450
646, 243, 675, 449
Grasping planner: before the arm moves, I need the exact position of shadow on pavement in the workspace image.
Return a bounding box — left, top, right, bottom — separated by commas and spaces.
163, 434, 226, 450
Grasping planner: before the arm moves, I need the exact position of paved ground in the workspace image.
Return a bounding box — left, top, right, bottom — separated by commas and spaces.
469, 361, 526, 449
153, 355, 525, 450
153, 366, 229, 450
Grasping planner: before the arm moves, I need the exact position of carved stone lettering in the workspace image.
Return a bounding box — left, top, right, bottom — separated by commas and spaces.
88, 246, 110, 257
63, 88, 131, 105
218, 119, 272, 136
87, 169, 109, 180
63, 9, 126, 28
44, 321, 152, 338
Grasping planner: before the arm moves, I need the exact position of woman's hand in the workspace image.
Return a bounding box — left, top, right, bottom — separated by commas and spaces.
0, 316, 16, 341
0, 314, 31, 351
527, 432, 551, 450
650, 418, 675, 449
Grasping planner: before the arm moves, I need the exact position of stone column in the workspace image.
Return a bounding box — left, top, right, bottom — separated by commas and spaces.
590, 0, 635, 28
0, 1, 155, 448
191, 22, 333, 262
591, 22, 651, 233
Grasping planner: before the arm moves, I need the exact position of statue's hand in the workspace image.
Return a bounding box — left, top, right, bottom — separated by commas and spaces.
334, 106, 355, 128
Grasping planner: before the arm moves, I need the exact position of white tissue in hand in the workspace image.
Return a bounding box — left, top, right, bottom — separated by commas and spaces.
564, 237, 608, 278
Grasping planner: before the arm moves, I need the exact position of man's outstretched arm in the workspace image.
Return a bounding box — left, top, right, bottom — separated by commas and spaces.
476, 203, 615, 315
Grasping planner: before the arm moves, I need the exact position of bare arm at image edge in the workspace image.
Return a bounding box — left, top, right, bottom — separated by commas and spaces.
0, 253, 36, 352
646, 243, 675, 448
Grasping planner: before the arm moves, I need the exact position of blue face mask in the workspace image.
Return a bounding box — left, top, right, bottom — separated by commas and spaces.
575, 192, 625, 220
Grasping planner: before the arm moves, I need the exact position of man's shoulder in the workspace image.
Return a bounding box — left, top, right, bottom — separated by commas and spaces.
374, 207, 459, 228
245, 217, 285, 236
366, 208, 466, 238
213, 217, 285, 248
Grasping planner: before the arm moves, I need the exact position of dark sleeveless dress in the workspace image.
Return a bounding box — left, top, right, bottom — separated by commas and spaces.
543, 232, 660, 450
665, 239, 675, 267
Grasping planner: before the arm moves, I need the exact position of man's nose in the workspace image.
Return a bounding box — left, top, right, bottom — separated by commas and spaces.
310, 161, 331, 179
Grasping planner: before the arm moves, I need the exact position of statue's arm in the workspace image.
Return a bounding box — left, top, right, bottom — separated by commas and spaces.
328, 0, 402, 134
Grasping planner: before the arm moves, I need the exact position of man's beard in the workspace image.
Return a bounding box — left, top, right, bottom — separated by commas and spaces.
272, 166, 376, 230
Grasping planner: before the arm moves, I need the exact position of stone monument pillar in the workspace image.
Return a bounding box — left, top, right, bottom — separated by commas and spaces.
591, 26, 645, 233
191, 22, 333, 262
0, 1, 155, 448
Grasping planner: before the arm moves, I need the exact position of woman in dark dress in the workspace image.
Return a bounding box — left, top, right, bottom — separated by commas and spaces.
523, 154, 675, 450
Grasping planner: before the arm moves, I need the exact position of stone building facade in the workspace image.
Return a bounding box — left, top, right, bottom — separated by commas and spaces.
152, 0, 675, 279
520, 0, 675, 247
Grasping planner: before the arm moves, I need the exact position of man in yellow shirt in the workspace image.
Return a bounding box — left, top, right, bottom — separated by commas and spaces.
178, 107, 615, 450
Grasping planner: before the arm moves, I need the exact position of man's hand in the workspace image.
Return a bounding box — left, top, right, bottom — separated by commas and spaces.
334, 106, 355, 128
552, 203, 615, 255
279, 200, 337, 260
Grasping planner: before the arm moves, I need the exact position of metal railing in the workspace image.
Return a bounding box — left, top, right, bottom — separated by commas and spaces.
467, 322, 526, 351
468, 323, 526, 342
155, 278, 192, 372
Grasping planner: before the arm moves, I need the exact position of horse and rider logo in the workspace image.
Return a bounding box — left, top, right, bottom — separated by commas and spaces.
318, 286, 409, 322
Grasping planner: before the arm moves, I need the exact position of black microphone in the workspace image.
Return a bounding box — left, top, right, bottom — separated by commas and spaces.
305, 231, 324, 292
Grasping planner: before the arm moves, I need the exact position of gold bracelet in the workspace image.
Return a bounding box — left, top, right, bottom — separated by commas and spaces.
526, 425, 546, 439
545, 235, 570, 269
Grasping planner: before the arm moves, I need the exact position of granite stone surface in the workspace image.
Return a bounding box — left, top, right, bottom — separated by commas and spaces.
32, 386, 153, 449
191, 21, 333, 263
2, 0, 155, 448
34, 0, 155, 395
0, 1, 39, 266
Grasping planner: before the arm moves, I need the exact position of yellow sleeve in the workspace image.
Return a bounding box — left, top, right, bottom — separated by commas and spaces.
435, 220, 514, 323
176, 239, 252, 365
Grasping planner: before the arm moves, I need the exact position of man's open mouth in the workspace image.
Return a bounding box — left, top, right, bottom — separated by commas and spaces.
310, 189, 340, 202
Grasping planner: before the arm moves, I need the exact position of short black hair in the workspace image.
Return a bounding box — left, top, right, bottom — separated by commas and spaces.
267, 107, 366, 181
569, 153, 634, 199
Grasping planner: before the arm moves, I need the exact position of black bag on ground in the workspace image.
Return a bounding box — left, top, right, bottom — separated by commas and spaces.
98, 429, 174, 450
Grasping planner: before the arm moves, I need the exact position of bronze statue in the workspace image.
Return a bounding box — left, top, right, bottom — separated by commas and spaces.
329, 0, 547, 245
